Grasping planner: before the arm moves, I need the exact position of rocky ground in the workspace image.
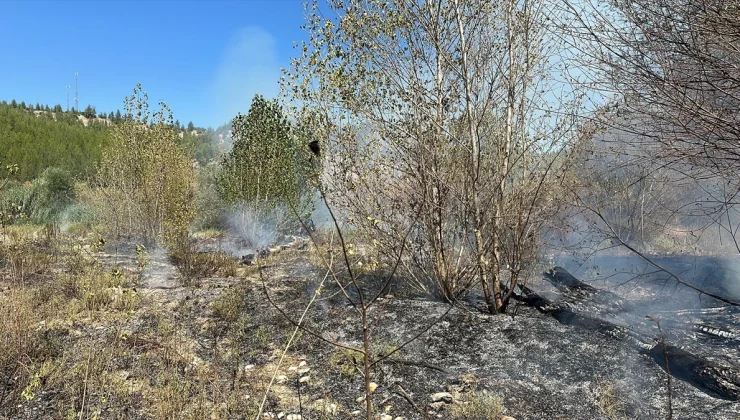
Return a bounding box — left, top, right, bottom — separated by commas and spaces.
2, 232, 739, 419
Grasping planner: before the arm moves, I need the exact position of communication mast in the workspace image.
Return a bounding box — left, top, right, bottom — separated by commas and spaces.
74, 72, 79, 112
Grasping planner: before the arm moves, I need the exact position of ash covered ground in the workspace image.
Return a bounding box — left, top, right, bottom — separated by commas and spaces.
12, 235, 738, 419
265, 254, 740, 420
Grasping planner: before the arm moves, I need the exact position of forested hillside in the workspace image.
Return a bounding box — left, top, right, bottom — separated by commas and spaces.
0, 103, 111, 181
0, 101, 220, 181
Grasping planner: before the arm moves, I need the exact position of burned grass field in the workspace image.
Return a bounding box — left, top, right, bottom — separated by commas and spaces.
2, 226, 739, 420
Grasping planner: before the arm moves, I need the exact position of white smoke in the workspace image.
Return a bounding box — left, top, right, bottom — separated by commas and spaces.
209, 26, 280, 126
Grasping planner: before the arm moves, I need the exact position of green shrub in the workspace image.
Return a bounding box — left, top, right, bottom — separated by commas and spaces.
0, 167, 76, 225
28, 167, 76, 223
192, 164, 228, 231
212, 284, 248, 323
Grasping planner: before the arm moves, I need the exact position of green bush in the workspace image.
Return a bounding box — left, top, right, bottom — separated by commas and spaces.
29, 167, 76, 222
0, 167, 76, 224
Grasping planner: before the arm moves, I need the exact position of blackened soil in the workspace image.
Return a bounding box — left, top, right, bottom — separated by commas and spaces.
257, 256, 740, 420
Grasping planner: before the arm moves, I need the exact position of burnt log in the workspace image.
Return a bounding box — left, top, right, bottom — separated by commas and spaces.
240, 254, 255, 266
544, 267, 631, 313
515, 285, 632, 341
648, 343, 740, 401
515, 285, 740, 400
693, 323, 738, 340
544, 266, 598, 293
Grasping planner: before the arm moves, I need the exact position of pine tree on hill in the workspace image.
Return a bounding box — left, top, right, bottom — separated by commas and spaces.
10, 99, 17, 108
83, 105, 96, 118
19, 101, 26, 109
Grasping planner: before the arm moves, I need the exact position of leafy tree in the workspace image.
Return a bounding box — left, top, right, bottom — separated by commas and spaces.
174, 119, 181, 131
98, 84, 195, 248
53, 104, 62, 113
44, 105, 50, 112
217, 95, 317, 242
187, 121, 195, 132
19, 101, 26, 110
10, 100, 16, 108
217, 94, 311, 207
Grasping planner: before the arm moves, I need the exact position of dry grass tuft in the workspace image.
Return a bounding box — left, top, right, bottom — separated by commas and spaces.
596, 380, 625, 419
449, 391, 504, 420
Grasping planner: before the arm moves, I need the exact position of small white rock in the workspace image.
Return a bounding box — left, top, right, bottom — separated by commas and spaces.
298, 360, 307, 367
299, 375, 310, 383
431, 392, 453, 403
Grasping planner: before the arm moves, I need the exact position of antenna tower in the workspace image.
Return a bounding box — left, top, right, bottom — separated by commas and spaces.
74, 72, 79, 112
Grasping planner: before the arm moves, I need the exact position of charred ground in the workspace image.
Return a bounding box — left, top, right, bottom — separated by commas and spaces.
2, 230, 739, 419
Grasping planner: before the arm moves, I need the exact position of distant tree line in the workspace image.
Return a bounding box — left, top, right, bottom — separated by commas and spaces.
1, 99, 130, 122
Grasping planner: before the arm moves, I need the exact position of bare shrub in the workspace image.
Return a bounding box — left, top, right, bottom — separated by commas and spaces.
283, 0, 584, 312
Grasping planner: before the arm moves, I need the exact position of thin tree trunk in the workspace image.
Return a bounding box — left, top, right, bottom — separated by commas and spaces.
453, 0, 493, 313
494, 0, 517, 313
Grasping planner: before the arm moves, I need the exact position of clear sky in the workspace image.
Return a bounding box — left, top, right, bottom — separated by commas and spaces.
0, 0, 309, 128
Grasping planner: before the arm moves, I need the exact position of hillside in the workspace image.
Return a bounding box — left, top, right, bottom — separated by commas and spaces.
0, 103, 111, 181
0, 102, 221, 182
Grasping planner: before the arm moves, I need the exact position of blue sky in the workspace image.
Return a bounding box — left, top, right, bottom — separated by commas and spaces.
0, 0, 309, 128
